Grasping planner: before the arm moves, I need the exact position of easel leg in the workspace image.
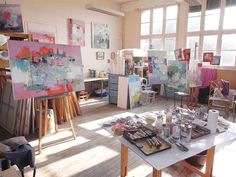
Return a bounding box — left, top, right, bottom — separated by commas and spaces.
121, 144, 128, 177
153, 168, 162, 177
38, 101, 43, 154
64, 96, 76, 139
52, 99, 58, 132
44, 99, 48, 135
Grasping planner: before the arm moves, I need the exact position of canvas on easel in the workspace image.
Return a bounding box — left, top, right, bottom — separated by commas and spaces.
8, 40, 85, 100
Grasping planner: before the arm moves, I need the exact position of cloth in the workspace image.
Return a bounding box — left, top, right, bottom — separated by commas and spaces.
3, 144, 36, 177
201, 68, 217, 88
221, 79, 230, 96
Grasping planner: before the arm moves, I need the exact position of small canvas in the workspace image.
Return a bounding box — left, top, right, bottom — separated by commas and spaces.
183, 48, 191, 62
29, 31, 55, 44
128, 75, 141, 109
68, 18, 85, 46
187, 60, 202, 87
8, 40, 84, 100
211, 55, 221, 65
203, 52, 214, 62
166, 61, 187, 97
92, 22, 109, 49
0, 4, 23, 32
174, 48, 183, 60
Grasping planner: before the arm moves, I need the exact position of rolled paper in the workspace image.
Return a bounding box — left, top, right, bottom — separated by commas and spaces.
207, 109, 219, 134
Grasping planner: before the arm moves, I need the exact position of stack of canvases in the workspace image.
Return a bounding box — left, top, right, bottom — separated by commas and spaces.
0, 83, 81, 136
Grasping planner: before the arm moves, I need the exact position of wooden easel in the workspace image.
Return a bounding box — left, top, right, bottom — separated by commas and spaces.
36, 93, 77, 154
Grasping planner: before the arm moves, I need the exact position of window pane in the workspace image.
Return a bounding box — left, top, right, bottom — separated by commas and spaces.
203, 35, 217, 51
151, 38, 162, 49
141, 10, 150, 23
167, 51, 175, 60
187, 36, 199, 59
204, 9, 220, 30
140, 39, 150, 49
220, 51, 236, 66
153, 22, 163, 34
166, 20, 176, 33
166, 5, 178, 20
153, 8, 163, 22
206, 0, 220, 10
188, 16, 201, 32
141, 23, 150, 35
222, 34, 236, 50
165, 38, 176, 51
226, 0, 236, 6
224, 6, 236, 29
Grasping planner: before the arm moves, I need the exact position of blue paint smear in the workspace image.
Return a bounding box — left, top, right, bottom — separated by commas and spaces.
12, 60, 29, 72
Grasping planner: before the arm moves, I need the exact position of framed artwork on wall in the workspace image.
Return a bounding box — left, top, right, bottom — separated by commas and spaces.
0, 4, 24, 32
67, 18, 85, 46
96, 51, 105, 60
91, 22, 109, 49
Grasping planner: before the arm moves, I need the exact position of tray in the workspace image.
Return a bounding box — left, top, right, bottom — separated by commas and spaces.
129, 136, 172, 156
191, 124, 210, 139
123, 126, 156, 142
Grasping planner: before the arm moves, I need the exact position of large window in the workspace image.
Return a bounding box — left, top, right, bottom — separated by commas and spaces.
186, 0, 236, 66
140, 5, 178, 59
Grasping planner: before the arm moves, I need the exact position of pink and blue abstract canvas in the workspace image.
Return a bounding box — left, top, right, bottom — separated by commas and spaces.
0, 4, 23, 32
8, 40, 84, 100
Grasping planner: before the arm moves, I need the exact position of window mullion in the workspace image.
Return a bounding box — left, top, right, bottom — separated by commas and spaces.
163, 6, 167, 50
199, 0, 207, 60
217, 0, 226, 55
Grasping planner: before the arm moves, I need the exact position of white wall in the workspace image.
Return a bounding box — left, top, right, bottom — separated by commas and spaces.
2, 0, 123, 77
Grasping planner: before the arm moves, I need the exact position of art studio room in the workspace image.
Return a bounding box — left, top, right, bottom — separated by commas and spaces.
1, 0, 236, 177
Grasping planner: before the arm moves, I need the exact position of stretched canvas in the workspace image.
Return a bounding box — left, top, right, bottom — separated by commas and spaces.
8, 40, 84, 100
128, 75, 141, 109
187, 60, 202, 87
68, 18, 85, 46
166, 61, 187, 97
0, 4, 23, 32
148, 56, 168, 85
92, 22, 109, 49
29, 31, 55, 44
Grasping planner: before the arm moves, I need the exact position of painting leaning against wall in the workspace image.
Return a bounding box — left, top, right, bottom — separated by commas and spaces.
0, 4, 24, 32
8, 40, 85, 100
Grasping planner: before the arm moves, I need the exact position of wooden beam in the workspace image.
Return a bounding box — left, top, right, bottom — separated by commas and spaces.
121, 143, 128, 177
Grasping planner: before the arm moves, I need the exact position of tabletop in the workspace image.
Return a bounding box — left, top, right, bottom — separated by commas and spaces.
120, 123, 236, 171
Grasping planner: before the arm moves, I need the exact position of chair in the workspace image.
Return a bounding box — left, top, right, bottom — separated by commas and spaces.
174, 91, 189, 108
207, 80, 230, 117
140, 77, 156, 105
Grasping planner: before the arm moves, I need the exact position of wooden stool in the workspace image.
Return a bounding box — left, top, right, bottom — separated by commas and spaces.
36, 93, 76, 154
174, 92, 189, 108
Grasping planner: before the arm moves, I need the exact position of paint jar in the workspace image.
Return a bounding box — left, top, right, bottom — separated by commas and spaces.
180, 123, 192, 142
163, 124, 170, 138
155, 115, 163, 135
172, 125, 180, 141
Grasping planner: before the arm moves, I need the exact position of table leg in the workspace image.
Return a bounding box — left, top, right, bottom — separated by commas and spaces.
205, 146, 215, 177
101, 80, 103, 97
153, 168, 162, 177
121, 144, 128, 177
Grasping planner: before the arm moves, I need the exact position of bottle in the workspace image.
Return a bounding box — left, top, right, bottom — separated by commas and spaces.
155, 115, 163, 134
166, 112, 173, 124
163, 124, 170, 138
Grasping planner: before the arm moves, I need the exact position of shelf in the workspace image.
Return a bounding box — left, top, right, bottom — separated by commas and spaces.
0, 45, 7, 51
0, 33, 32, 40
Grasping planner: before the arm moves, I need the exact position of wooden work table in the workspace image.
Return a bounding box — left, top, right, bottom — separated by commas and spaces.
119, 114, 236, 177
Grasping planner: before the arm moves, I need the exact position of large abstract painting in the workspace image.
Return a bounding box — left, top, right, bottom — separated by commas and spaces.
166, 61, 187, 98
29, 31, 55, 44
92, 22, 109, 49
68, 18, 85, 46
148, 56, 168, 85
187, 60, 202, 87
0, 4, 23, 32
8, 40, 84, 100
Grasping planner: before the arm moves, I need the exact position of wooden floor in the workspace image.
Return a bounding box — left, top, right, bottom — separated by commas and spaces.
24, 97, 236, 177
